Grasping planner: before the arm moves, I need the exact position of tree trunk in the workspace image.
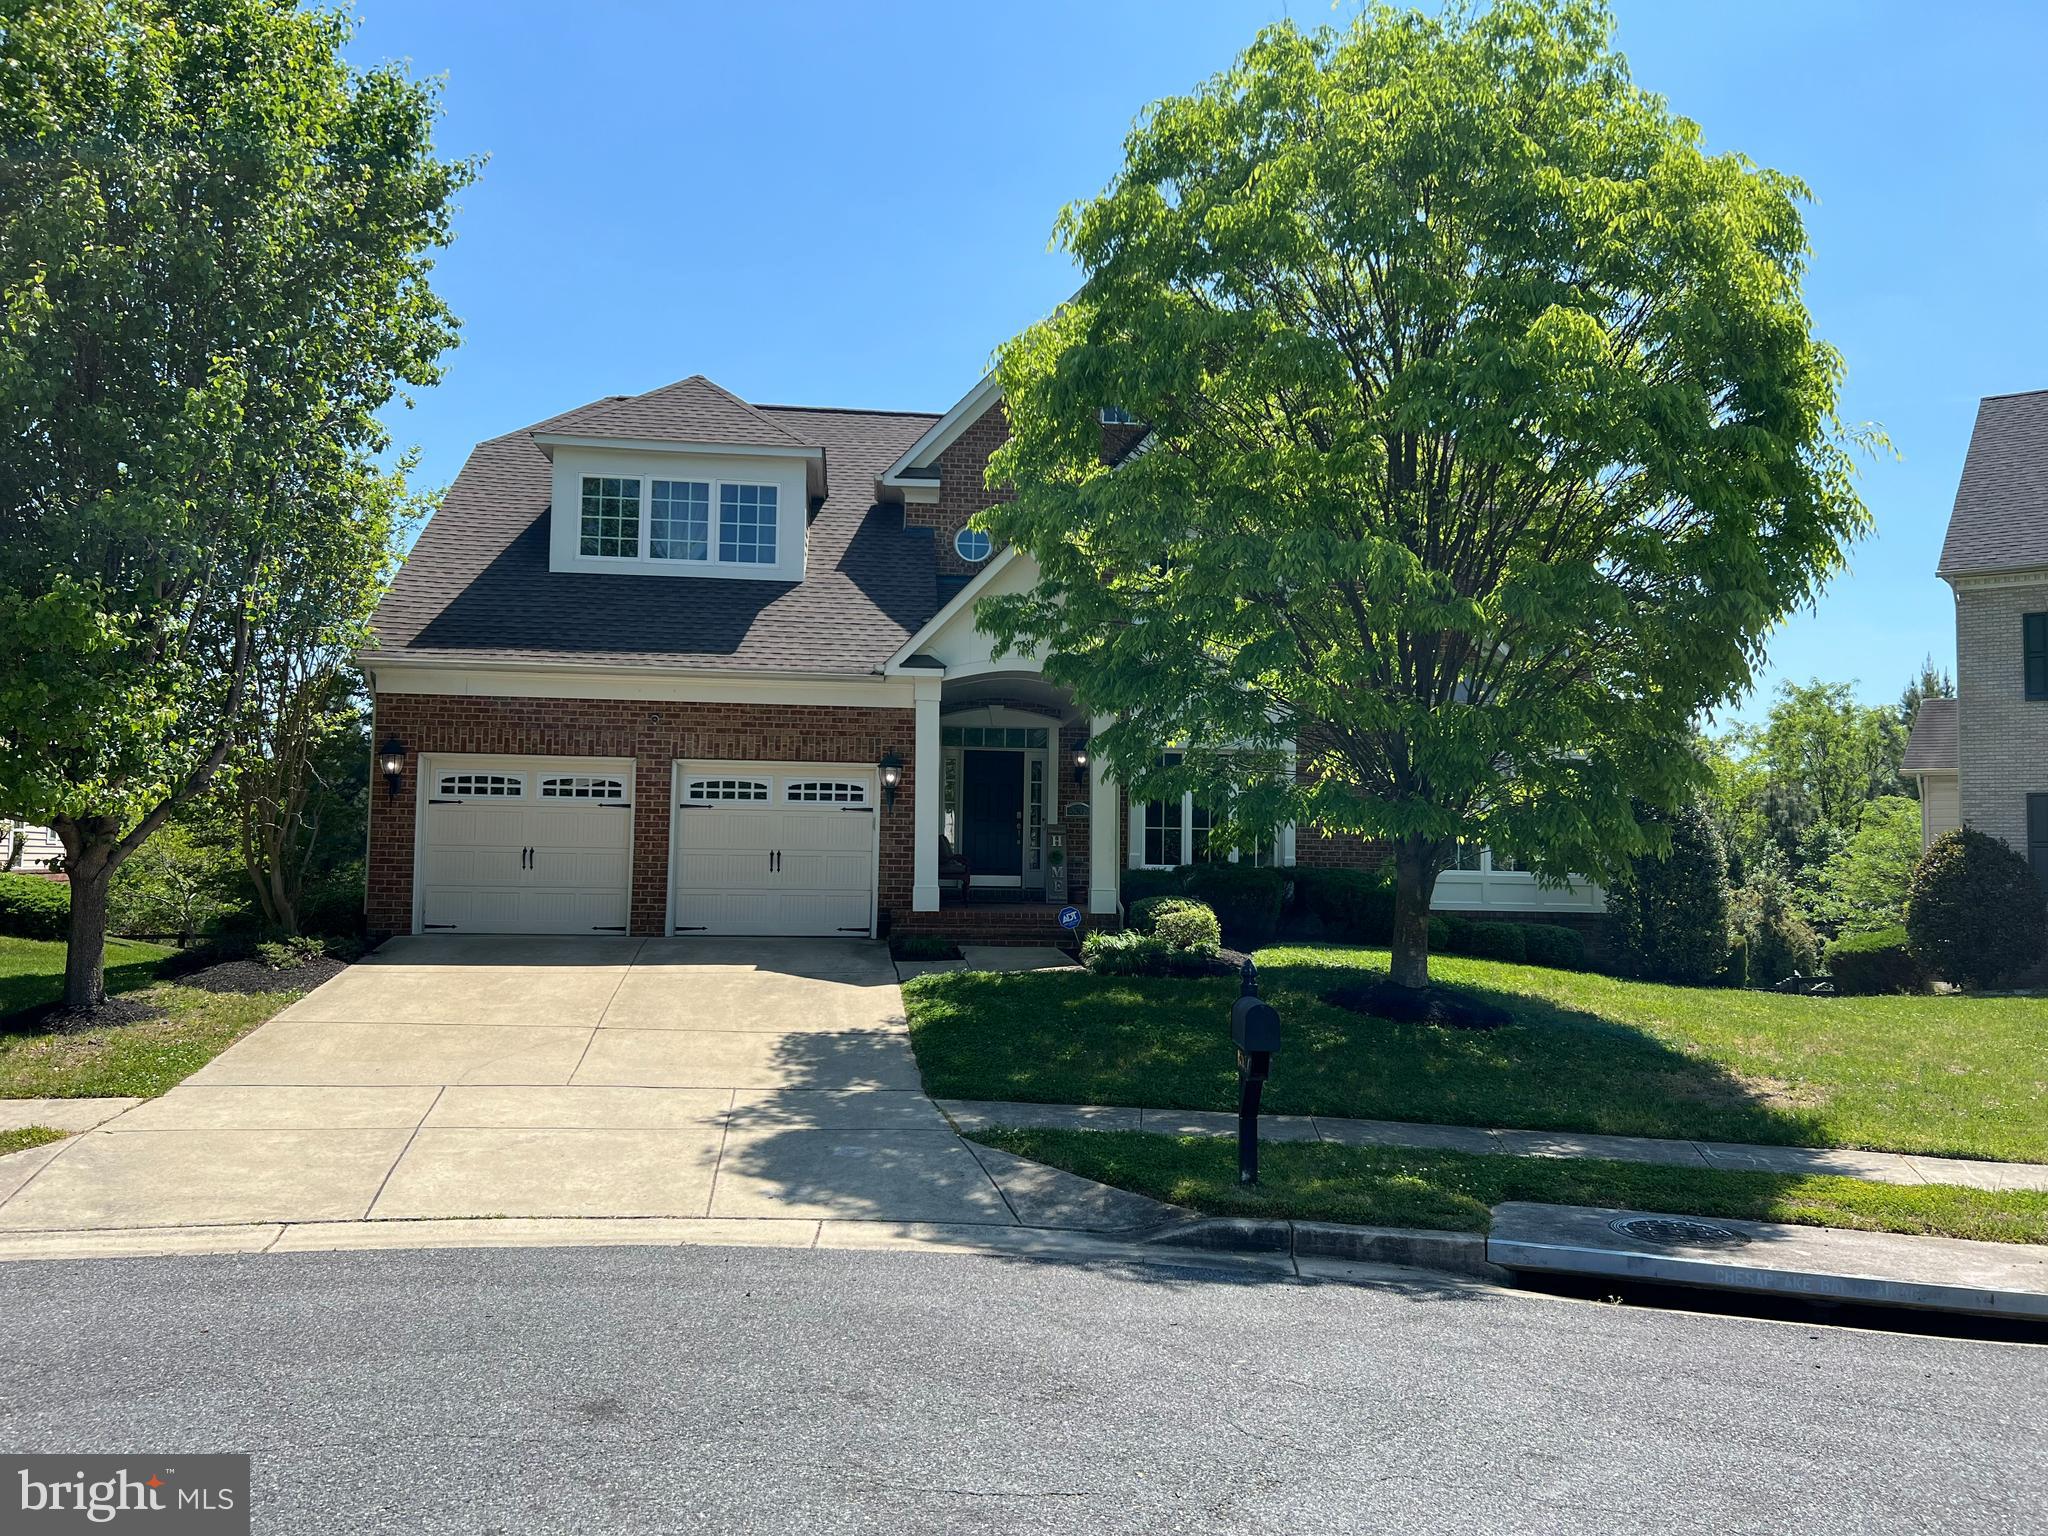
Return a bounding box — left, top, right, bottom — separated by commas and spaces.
61, 846, 114, 1011
1389, 835, 1435, 992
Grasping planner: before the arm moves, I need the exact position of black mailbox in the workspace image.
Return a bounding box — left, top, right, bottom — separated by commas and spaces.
1231, 995, 1281, 1056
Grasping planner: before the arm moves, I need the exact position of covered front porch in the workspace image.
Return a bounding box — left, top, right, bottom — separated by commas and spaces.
906, 668, 1120, 920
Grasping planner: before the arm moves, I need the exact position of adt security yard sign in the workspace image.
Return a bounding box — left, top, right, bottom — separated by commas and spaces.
1058, 906, 1082, 931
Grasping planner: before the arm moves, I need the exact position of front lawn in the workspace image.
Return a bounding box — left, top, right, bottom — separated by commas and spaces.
0, 982, 298, 1099
974, 1128, 2048, 1247
906, 944, 2048, 1163
0, 935, 174, 1020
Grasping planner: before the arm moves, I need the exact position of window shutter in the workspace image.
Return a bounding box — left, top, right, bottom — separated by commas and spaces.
2025, 612, 2048, 700
2030, 794, 2048, 893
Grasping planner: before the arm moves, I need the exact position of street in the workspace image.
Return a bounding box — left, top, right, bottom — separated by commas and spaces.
0, 1244, 2040, 1534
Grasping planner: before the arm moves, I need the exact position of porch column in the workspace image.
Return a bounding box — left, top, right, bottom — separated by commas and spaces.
1088, 713, 1120, 916
912, 678, 943, 912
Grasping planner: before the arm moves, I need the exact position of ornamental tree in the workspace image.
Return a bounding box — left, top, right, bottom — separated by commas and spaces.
0, 0, 474, 1006
980, 0, 1870, 990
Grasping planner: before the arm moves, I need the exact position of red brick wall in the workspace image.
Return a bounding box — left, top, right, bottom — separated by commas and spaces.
368, 693, 917, 938
906, 401, 1013, 576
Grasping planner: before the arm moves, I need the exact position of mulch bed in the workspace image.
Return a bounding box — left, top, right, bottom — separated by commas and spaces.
176, 956, 349, 995
1324, 979, 1513, 1031
30, 995, 168, 1036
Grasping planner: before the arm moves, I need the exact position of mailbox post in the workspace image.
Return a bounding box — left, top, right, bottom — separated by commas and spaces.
1230, 958, 1281, 1185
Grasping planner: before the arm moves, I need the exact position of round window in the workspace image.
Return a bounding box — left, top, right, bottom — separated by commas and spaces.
953, 526, 992, 563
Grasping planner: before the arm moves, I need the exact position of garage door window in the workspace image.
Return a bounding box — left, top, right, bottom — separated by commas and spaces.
436, 772, 524, 799
785, 780, 867, 804
540, 775, 628, 801
685, 777, 771, 803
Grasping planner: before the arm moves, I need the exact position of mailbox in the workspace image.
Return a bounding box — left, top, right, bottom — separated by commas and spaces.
1231, 995, 1281, 1057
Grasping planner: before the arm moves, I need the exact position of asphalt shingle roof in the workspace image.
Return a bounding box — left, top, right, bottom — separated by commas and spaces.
539, 375, 815, 449
1902, 696, 1958, 774
1937, 389, 2048, 577
367, 387, 944, 675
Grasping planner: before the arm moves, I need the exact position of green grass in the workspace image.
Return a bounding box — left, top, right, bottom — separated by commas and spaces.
0, 934, 174, 1020
974, 1128, 2048, 1247
0, 1125, 67, 1157
0, 983, 297, 1099
906, 943, 2048, 1163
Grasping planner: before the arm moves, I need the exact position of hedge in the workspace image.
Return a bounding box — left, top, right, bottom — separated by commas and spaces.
0, 873, 69, 941
1824, 926, 1928, 996
1179, 864, 1286, 949
1290, 868, 1395, 942
1905, 827, 2047, 988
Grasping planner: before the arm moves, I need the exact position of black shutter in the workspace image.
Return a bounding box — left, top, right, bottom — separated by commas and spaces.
2026, 612, 2048, 700
2031, 794, 2048, 893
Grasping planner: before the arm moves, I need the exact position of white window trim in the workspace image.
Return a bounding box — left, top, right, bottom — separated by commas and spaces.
576, 473, 783, 571
953, 525, 993, 563
1127, 790, 1293, 870
548, 445, 807, 583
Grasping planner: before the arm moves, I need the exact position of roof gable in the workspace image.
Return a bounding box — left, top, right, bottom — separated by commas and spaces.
1938, 389, 2048, 578
540, 375, 813, 450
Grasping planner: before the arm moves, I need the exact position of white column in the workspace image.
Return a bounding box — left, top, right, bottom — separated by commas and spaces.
912, 679, 943, 912
1088, 714, 1121, 915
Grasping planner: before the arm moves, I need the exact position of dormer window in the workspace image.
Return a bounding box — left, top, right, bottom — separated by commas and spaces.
573, 473, 783, 570
580, 477, 640, 558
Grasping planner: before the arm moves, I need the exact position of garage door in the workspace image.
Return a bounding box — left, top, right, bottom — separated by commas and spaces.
670, 762, 876, 937
417, 757, 634, 934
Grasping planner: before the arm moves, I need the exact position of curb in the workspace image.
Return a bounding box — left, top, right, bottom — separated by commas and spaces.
1142, 1215, 1507, 1281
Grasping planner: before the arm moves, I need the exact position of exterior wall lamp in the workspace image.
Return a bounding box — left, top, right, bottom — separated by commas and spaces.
1071, 740, 1091, 786
878, 750, 903, 809
378, 737, 407, 799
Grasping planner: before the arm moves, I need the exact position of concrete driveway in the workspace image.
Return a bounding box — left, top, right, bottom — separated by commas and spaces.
0, 937, 1049, 1236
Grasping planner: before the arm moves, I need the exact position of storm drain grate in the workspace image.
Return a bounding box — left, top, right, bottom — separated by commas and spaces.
1610, 1216, 1750, 1249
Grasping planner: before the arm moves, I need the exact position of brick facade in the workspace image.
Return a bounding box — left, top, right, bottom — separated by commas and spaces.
368, 693, 917, 938
904, 401, 1014, 576
1954, 578, 2048, 857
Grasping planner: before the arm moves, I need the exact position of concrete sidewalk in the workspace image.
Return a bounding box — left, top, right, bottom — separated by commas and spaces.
936, 1098, 2048, 1191
0, 937, 1176, 1241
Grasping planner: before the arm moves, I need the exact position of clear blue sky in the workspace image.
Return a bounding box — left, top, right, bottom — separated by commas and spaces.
344, 0, 2048, 723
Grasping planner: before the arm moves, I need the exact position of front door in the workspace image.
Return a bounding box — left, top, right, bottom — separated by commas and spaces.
962, 750, 1023, 880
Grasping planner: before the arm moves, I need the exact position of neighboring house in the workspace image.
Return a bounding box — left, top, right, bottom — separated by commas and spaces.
2, 820, 65, 873
1905, 388, 2048, 889
359, 372, 1602, 941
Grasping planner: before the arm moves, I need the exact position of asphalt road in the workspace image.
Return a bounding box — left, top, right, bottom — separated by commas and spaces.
0, 1243, 2041, 1535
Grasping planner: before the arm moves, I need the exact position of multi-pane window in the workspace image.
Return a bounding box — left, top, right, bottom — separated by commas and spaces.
651, 480, 710, 562
1099, 406, 1135, 425
539, 775, 626, 800
954, 526, 992, 563
785, 780, 867, 804
579, 477, 640, 558
1143, 795, 1183, 867
437, 773, 523, 799
1139, 752, 1286, 868
684, 778, 770, 803
719, 483, 777, 565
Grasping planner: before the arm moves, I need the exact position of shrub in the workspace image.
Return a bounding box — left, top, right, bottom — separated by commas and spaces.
1518, 923, 1586, 971
0, 872, 69, 940
1906, 827, 2048, 988
1136, 897, 1221, 954
1081, 929, 1219, 977
1457, 920, 1526, 964
256, 935, 327, 970
107, 822, 242, 944
1291, 868, 1395, 942
1721, 938, 1749, 990
1119, 867, 1185, 909
1605, 798, 1732, 983
1825, 925, 1929, 996
1181, 863, 1285, 949
297, 858, 367, 938
1731, 859, 1820, 985
1426, 913, 1456, 952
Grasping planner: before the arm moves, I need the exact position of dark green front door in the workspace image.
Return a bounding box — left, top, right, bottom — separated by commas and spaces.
963, 750, 1023, 877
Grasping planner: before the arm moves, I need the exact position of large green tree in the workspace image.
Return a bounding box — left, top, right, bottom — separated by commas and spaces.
0, 0, 474, 1006
980, 1, 1869, 989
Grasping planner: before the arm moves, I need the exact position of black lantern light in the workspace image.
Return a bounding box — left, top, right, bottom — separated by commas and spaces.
878, 750, 903, 809
1071, 739, 1091, 786
378, 737, 407, 799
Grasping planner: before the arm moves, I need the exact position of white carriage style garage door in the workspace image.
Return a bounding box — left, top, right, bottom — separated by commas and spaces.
415, 756, 635, 935
670, 762, 877, 937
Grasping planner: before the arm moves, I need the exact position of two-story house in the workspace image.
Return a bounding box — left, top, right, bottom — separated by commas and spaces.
1905, 387, 2048, 892
359, 371, 1603, 942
